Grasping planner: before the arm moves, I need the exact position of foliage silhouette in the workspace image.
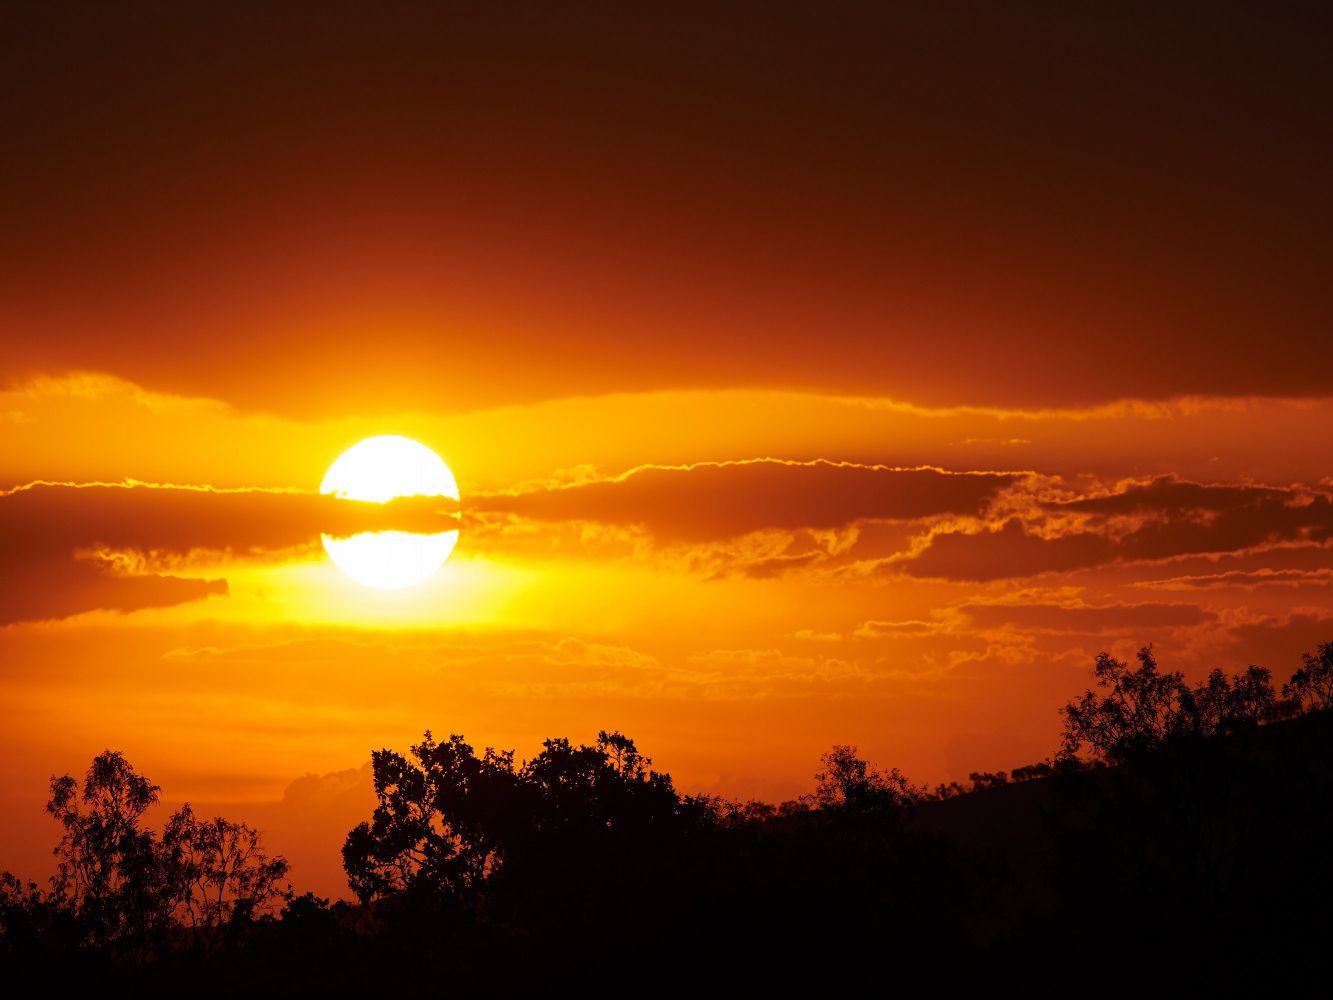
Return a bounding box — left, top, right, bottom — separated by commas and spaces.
1, 644, 1330, 991
813, 743, 917, 820
161, 805, 290, 951
4, 750, 291, 974
342, 726, 715, 963
342, 731, 518, 905
46, 750, 169, 957
1284, 640, 1333, 714
1046, 645, 1330, 985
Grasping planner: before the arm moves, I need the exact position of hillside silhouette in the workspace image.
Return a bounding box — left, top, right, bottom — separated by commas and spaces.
2, 643, 1330, 993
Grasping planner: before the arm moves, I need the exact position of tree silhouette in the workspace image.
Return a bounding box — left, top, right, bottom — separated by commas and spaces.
3, 642, 1332, 989
46, 750, 169, 956
1284, 641, 1333, 714
40, 750, 293, 961
1059, 646, 1194, 762
342, 731, 520, 905
1059, 645, 1282, 765
814, 744, 917, 822
1053, 645, 1293, 937
519, 730, 684, 838
1193, 664, 1281, 735
342, 728, 706, 914
161, 804, 290, 951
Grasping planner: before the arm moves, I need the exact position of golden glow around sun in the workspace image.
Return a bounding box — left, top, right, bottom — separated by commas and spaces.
320, 435, 460, 589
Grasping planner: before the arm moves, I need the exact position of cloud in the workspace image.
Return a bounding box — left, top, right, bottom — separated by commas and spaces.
659, 529, 832, 581
478, 459, 1019, 543
1124, 541, 1333, 581
683, 648, 878, 696
903, 476, 1333, 581
1, 480, 459, 553
0, 562, 228, 626
958, 601, 1215, 633
719, 550, 825, 580
0, 482, 460, 624
1214, 610, 1333, 673
1048, 478, 1333, 559
1048, 478, 1295, 517
853, 620, 951, 639
165, 632, 660, 675
1134, 568, 1333, 591
163, 628, 927, 703
905, 518, 1115, 581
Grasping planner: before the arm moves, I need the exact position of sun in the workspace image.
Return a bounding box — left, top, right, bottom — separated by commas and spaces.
320, 435, 460, 589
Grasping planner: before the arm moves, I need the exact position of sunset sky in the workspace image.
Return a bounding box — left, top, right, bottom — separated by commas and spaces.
3, 3, 1332, 898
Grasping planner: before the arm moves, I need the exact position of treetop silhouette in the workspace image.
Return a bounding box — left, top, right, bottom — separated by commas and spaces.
2, 642, 1330, 990
36, 750, 289, 959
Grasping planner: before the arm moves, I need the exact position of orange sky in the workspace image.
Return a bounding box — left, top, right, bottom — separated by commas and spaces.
2, 3, 1331, 899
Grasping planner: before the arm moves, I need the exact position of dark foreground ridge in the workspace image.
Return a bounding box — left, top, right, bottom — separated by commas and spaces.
3, 643, 1332, 993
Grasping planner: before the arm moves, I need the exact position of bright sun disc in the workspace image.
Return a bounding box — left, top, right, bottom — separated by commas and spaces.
320, 435, 459, 589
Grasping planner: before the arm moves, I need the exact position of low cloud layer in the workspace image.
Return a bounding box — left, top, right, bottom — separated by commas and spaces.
958, 601, 1215, 633
904, 476, 1333, 582
0, 482, 459, 624
478, 459, 1019, 542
